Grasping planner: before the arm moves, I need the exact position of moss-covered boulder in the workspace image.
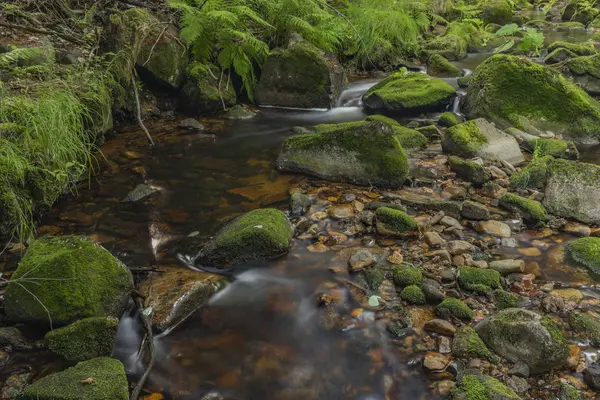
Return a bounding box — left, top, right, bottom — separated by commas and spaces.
570, 310, 600, 345
198, 208, 293, 268
480, 0, 513, 25
452, 326, 494, 360
493, 289, 520, 310
451, 374, 520, 400
465, 54, 600, 141
22, 357, 128, 400
437, 298, 473, 321
475, 308, 570, 374
567, 237, 600, 277
393, 264, 423, 286
531, 138, 579, 159
362, 70, 456, 115
499, 193, 547, 225
509, 155, 553, 190
561, 0, 599, 25
438, 112, 461, 127
400, 285, 426, 305
46, 317, 118, 362
543, 159, 600, 224
565, 53, 600, 95
448, 156, 491, 185
256, 38, 345, 109
276, 121, 410, 187
375, 207, 418, 236
423, 35, 468, 61
181, 63, 236, 114
548, 41, 596, 56
458, 267, 501, 294
366, 115, 428, 148
442, 118, 524, 165
544, 48, 578, 64
427, 54, 462, 77
4, 236, 133, 327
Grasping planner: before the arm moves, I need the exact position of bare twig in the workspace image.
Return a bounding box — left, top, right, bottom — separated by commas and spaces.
0, 22, 82, 44
12, 281, 53, 330
217, 69, 226, 111
130, 296, 155, 400
142, 24, 169, 67
131, 74, 155, 146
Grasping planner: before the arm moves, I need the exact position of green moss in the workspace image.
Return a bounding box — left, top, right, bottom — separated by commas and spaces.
46, 317, 119, 362
458, 267, 501, 294
438, 112, 460, 127
376, 207, 418, 234
444, 120, 488, 155
437, 298, 473, 321
363, 70, 456, 114
393, 264, 423, 286
457, 75, 472, 88
452, 326, 494, 360
568, 53, 600, 80
182, 62, 236, 113
509, 155, 553, 190
544, 48, 577, 64
548, 41, 596, 56
531, 138, 578, 159
555, 21, 586, 31
400, 285, 426, 305
570, 311, 600, 345
466, 54, 600, 140
567, 237, 600, 275
363, 267, 384, 291
451, 374, 520, 400
558, 383, 581, 400
541, 316, 569, 352
492, 289, 519, 310
481, 0, 513, 25
499, 193, 547, 224
366, 115, 428, 148
4, 236, 133, 327
423, 35, 468, 61
562, 0, 599, 24
22, 357, 128, 400
415, 125, 441, 139
428, 54, 462, 77
448, 156, 491, 185
204, 208, 292, 267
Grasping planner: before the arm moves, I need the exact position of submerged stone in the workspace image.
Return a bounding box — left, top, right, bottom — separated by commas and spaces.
362, 70, 456, 115
4, 236, 133, 327
46, 317, 119, 362
122, 183, 159, 203
276, 120, 410, 187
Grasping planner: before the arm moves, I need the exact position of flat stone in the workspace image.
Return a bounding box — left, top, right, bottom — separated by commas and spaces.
424, 231, 446, 248
445, 240, 475, 255
327, 204, 355, 219
178, 118, 204, 131
348, 249, 375, 271
517, 247, 542, 257
562, 221, 592, 237
427, 250, 452, 263
490, 259, 525, 275
475, 220, 512, 238
489, 165, 508, 179
424, 319, 457, 336
440, 216, 463, 230
423, 352, 449, 371
122, 183, 160, 203
461, 201, 491, 221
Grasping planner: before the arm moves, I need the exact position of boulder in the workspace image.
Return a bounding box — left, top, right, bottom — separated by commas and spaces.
181, 64, 236, 114
276, 120, 410, 187
567, 237, 600, 276
4, 236, 133, 327
543, 159, 600, 224
362, 70, 456, 115
465, 54, 600, 142
474, 308, 570, 374
22, 357, 128, 400
427, 54, 461, 77
509, 156, 553, 190
442, 118, 524, 165
375, 207, 418, 236
565, 53, 600, 95
480, 0, 513, 25
448, 156, 491, 185
452, 374, 520, 400
562, 0, 599, 24
198, 208, 293, 268
547, 41, 596, 56
46, 317, 119, 362
256, 38, 345, 109
499, 193, 547, 225
366, 115, 428, 149
422, 35, 467, 61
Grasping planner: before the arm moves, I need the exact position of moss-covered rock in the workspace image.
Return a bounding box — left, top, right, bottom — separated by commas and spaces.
199, 208, 293, 268
457, 74, 472, 88
393, 264, 423, 286
567, 237, 600, 276
366, 115, 428, 148
375, 207, 418, 236
530, 138, 579, 160
442, 118, 524, 165
570, 310, 600, 345
499, 193, 547, 225
451, 374, 520, 400
448, 156, 491, 185
548, 41, 596, 56
562, 0, 599, 25
256, 38, 345, 109
363, 267, 384, 291
465, 54, 600, 141
423, 35, 468, 61
475, 308, 570, 374
427, 54, 462, 77
437, 298, 473, 321
452, 326, 494, 360
558, 383, 582, 400
46, 317, 118, 362
22, 357, 128, 400
480, 0, 513, 25
493, 289, 520, 310
544, 48, 578, 64
438, 112, 461, 127
543, 159, 600, 224
565, 53, 600, 95
362, 70, 456, 115
509, 155, 553, 190
458, 267, 501, 294
181, 63, 236, 114
400, 285, 427, 305
416, 125, 441, 139
4, 236, 133, 327
277, 120, 410, 187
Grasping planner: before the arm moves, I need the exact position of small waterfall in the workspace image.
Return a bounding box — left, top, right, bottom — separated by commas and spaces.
452, 93, 464, 116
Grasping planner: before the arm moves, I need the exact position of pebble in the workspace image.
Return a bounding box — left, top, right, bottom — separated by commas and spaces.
475, 220, 512, 238
424, 319, 457, 336
489, 165, 508, 179
438, 336, 452, 354
422, 279, 446, 303
445, 240, 474, 255
348, 249, 375, 271
489, 259, 525, 275
424, 231, 446, 248
453, 255, 466, 267
434, 380, 455, 396
506, 376, 530, 395
310, 211, 327, 221
387, 250, 404, 264
441, 216, 463, 230
549, 288, 583, 303
501, 237, 518, 247
327, 204, 354, 219
562, 221, 591, 237
509, 361, 530, 378
426, 250, 452, 263
1, 373, 31, 399
517, 247, 542, 257
307, 243, 329, 253
423, 352, 449, 371
461, 201, 490, 221
440, 268, 455, 282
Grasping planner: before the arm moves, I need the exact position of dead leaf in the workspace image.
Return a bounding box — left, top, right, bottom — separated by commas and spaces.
80, 377, 95, 384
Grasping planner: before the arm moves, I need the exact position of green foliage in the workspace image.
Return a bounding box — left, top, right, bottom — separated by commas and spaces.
494, 24, 544, 55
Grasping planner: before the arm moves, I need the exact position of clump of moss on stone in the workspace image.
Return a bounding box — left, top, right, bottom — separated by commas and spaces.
452, 326, 494, 360
567, 237, 600, 275
458, 267, 501, 294
366, 115, 428, 148
393, 264, 423, 287
457, 75, 472, 88
567, 53, 600, 80
423, 35, 468, 61
363, 267, 384, 291
532, 138, 579, 160
4, 236, 133, 327
570, 311, 600, 345
558, 383, 582, 400
509, 156, 553, 190
415, 125, 441, 139
436, 298, 473, 321
499, 193, 547, 224
481, 0, 513, 25
492, 289, 520, 310
46, 317, 119, 362
451, 374, 520, 400
444, 120, 488, 155
427, 54, 462, 77
548, 41, 596, 56
544, 48, 577, 64
376, 207, 418, 235
400, 285, 426, 305
438, 112, 460, 127
22, 357, 128, 400
448, 156, 491, 185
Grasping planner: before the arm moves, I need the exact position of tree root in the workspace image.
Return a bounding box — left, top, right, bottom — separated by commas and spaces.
131, 74, 155, 146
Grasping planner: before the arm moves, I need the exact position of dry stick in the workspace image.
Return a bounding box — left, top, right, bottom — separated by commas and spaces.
142, 24, 169, 67
217, 69, 226, 111
131, 74, 155, 146
0, 22, 81, 44
130, 296, 155, 400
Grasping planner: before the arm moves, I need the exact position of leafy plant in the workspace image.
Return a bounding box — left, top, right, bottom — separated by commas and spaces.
493, 23, 544, 56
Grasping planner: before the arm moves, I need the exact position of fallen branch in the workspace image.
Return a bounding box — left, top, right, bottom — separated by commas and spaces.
130, 296, 155, 400
142, 24, 169, 67
0, 22, 82, 44
131, 74, 155, 146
